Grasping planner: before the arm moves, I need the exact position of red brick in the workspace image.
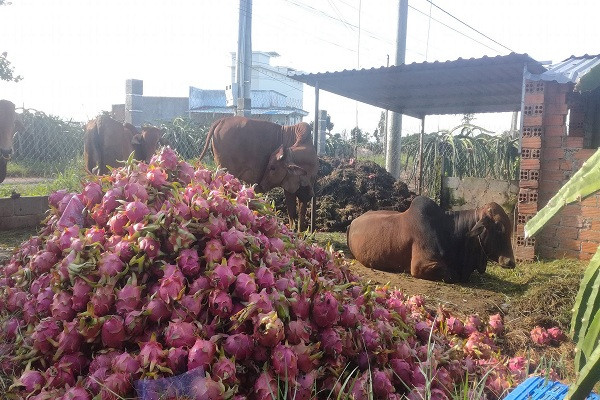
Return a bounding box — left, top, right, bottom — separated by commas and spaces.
560, 204, 582, 217
544, 114, 566, 126
554, 248, 580, 259
522, 137, 542, 148
525, 92, 544, 104
560, 161, 573, 171
579, 229, 600, 241
582, 241, 600, 254
544, 136, 563, 148
537, 235, 558, 248
546, 102, 568, 114
524, 115, 543, 126
565, 136, 584, 148
541, 169, 566, 181
518, 203, 537, 214
575, 148, 596, 160
555, 226, 579, 240
540, 159, 559, 170
581, 206, 600, 218
519, 180, 539, 189
544, 125, 565, 137
516, 224, 525, 235
580, 196, 598, 207
515, 246, 535, 261
562, 215, 586, 228
580, 251, 594, 261
521, 159, 540, 170
543, 148, 566, 160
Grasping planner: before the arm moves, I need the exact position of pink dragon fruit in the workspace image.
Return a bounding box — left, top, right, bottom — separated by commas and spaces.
227, 253, 247, 275
255, 265, 275, 288
312, 291, 339, 327
124, 200, 149, 223
101, 372, 131, 398
164, 320, 197, 348
530, 326, 550, 346
62, 385, 91, 400
112, 352, 141, 377
50, 291, 76, 321
191, 374, 226, 400
166, 347, 188, 375
372, 368, 395, 398
547, 326, 566, 344
158, 265, 185, 303
221, 227, 245, 252
286, 319, 312, 345
101, 315, 126, 349
124, 181, 148, 202
253, 371, 278, 400
212, 355, 237, 385
254, 311, 285, 347
146, 297, 171, 323
446, 316, 464, 335
209, 289, 233, 318
139, 236, 161, 259
488, 313, 504, 335
233, 273, 257, 301
18, 369, 45, 394
223, 333, 255, 361
32, 251, 58, 274
188, 338, 216, 370
98, 252, 125, 277
57, 321, 83, 355
271, 343, 299, 382
71, 278, 91, 312
177, 248, 201, 277
107, 213, 128, 236
90, 285, 115, 316
138, 334, 165, 370
210, 263, 236, 290
147, 166, 168, 187
32, 318, 61, 354
204, 238, 225, 264
320, 327, 343, 356
290, 292, 311, 320
124, 309, 147, 336
115, 281, 142, 315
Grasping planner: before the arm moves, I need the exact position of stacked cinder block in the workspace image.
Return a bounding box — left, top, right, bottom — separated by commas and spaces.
515, 80, 544, 261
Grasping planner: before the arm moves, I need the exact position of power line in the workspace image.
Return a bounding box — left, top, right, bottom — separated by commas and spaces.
408, 4, 503, 53
424, 0, 516, 53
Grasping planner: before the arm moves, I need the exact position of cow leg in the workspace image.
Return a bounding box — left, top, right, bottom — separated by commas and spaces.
298, 199, 308, 231
284, 190, 298, 231
410, 245, 453, 281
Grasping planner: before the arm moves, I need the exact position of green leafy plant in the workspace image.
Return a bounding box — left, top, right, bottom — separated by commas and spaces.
524, 147, 600, 400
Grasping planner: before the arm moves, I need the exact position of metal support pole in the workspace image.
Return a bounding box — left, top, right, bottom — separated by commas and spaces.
311, 82, 319, 232
236, 0, 252, 117
417, 116, 425, 195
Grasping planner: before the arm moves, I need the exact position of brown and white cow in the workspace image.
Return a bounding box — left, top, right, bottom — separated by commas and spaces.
199, 116, 318, 231
0, 99, 23, 184
347, 196, 515, 282
84, 115, 164, 175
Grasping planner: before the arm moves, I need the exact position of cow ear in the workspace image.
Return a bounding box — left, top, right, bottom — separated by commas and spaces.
468, 216, 491, 237
287, 164, 307, 176
131, 134, 143, 146
275, 146, 286, 161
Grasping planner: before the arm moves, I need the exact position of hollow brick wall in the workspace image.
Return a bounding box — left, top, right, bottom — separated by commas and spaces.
516, 80, 600, 261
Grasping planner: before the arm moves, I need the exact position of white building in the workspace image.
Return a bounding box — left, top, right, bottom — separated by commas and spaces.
189, 51, 308, 126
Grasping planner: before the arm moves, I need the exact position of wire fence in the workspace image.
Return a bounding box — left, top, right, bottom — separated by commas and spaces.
8, 109, 210, 180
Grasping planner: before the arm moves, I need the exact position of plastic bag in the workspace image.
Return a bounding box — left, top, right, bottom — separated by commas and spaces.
134, 367, 205, 400
57, 194, 85, 228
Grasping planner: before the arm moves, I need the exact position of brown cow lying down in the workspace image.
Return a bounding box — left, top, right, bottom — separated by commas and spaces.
0, 99, 23, 184
199, 116, 318, 231
84, 115, 164, 175
347, 196, 515, 282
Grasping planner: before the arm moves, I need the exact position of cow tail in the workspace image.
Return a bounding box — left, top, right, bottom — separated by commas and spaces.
86, 118, 102, 174
199, 119, 219, 161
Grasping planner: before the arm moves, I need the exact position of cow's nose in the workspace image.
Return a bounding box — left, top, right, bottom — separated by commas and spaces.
499, 256, 515, 269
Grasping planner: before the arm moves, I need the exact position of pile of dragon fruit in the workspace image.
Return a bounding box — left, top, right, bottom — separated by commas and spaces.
0, 147, 533, 399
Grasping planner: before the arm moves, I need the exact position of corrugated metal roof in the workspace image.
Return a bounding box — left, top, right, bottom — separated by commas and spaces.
547, 54, 600, 82
289, 53, 545, 118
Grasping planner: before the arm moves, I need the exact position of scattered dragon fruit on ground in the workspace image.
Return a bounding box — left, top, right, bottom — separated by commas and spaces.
0, 147, 537, 399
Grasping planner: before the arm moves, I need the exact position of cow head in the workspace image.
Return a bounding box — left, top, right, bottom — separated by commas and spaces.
131, 126, 164, 162
259, 145, 307, 193
468, 203, 516, 269
0, 100, 20, 183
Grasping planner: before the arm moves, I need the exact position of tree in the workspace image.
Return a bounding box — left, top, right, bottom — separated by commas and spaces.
350, 127, 367, 145
373, 111, 386, 144
325, 113, 334, 133
1, 1, 22, 82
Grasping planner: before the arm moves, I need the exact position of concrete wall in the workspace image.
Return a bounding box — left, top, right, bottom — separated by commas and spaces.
0, 196, 48, 230
443, 177, 518, 211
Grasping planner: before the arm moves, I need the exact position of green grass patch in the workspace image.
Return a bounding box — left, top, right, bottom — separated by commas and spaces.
1, 164, 86, 197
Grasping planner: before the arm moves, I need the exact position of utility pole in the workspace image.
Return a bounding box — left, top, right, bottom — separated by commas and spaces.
386, 0, 408, 179
236, 0, 252, 117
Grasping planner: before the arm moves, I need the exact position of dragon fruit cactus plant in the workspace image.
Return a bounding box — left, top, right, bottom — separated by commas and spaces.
0, 146, 527, 399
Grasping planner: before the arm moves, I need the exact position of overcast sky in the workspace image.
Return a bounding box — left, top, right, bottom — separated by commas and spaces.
1, 0, 599, 135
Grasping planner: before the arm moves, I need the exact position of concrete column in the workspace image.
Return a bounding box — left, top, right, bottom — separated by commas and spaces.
125, 79, 143, 127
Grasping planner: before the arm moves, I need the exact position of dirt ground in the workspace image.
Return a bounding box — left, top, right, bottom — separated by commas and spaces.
347, 261, 507, 317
